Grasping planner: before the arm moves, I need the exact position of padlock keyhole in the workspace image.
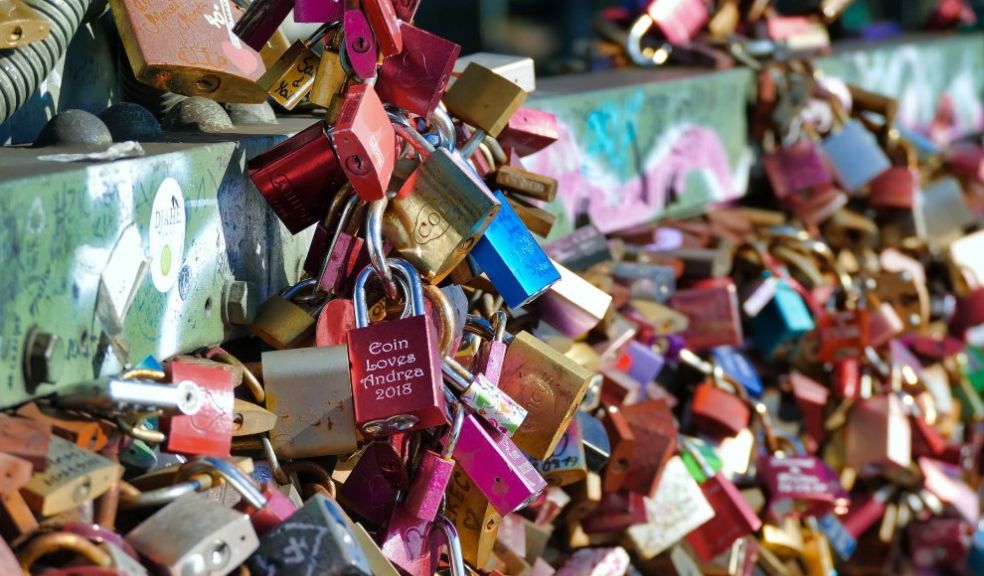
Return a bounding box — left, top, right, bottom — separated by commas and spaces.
207, 540, 231, 570
352, 35, 370, 54
8, 26, 23, 43
195, 75, 221, 94
345, 154, 370, 176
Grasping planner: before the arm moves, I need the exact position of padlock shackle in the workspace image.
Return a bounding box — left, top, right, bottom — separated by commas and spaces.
178, 457, 268, 509
16, 532, 113, 571
424, 284, 456, 356
317, 191, 364, 294
367, 197, 399, 300
441, 401, 465, 459
282, 278, 319, 300
352, 257, 424, 328
625, 13, 672, 67
432, 515, 466, 576
464, 314, 515, 345
441, 356, 473, 393
389, 113, 435, 155
428, 106, 457, 152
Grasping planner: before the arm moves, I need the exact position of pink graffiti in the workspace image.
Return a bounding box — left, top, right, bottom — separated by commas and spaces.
525, 121, 739, 234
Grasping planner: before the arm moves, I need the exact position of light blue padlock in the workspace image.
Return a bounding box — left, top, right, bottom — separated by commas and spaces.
820, 119, 891, 192
747, 274, 815, 358
471, 190, 560, 309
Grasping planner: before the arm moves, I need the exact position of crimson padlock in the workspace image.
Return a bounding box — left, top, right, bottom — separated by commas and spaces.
293, 0, 343, 22
375, 23, 461, 117
343, 0, 378, 80
337, 441, 403, 527
869, 139, 920, 209
682, 437, 763, 562
442, 356, 527, 437
496, 107, 560, 157
619, 399, 678, 497
756, 442, 843, 520
762, 135, 833, 199
669, 279, 744, 351
452, 402, 547, 516
333, 83, 397, 202
403, 402, 465, 522
246, 120, 348, 234
347, 258, 446, 437
689, 375, 751, 439
316, 298, 357, 347
816, 304, 869, 364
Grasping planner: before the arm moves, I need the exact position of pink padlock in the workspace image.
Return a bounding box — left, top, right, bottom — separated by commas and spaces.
474, 311, 509, 385
403, 402, 465, 522
293, 0, 343, 23
380, 505, 438, 576
344, 1, 379, 81
316, 298, 356, 347
452, 411, 547, 516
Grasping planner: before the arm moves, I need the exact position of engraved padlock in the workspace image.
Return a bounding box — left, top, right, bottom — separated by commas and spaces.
257, 26, 326, 109
444, 466, 500, 569
375, 22, 461, 117
384, 118, 501, 283
246, 120, 348, 234
530, 416, 588, 488
160, 358, 235, 458
0, 0, 49, 49
333, 83, 397, 202
348, 258, 446, 437
249, 278, 323, 349
246, 493, 372, 575
470, 190, 560, 309
112, 0, 268, 102
21, 436, 122, 517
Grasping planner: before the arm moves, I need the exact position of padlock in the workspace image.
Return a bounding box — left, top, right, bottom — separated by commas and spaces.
160, 358, 235, 457
361, 0, 401, 57
641, 0, 709, 44
0, 0, 49, 49
534, 259, 614, 338
445, 467, 501, 569
869, 138, 921, 209
578, 411, 611, 474
402, 403, 465, 522
246, 120, 348, 234
600, 405, 635, 493
504, 194, 557, 238
497, 330, 593, 460
0, 453, 31, 496
496, 107, 559, 158
175, 457, 296, 537
231, 0, 293, 51
375, 23, 460, 117
760, 517, 806, 558
613, 340, 666, 388
126, 492, 259, 576
453, 409, 547, 516
378, 505, 442, 576
443, 62, 529, 138
257, 28, 324, 109
544, 224, 612, 272
845, 393, 912, 473
0, 411, 52, 469
112, 0, 267, 102
337, 442, 402, 527
443, 356, 527, 437
263, 344, 358, 458
915, 177, 975, 251
333, 83, 397, 202
819, 103, 891, 192
530, 416, 588, 487
757, 439, 843, 519
747, 274, 816, 359
246, 492, 371, 575
790, 371, 828, 448
670, 279, 744, 351
579, 490, 647, 535
21, 436, 122, 517
343, 0, 378, 81
384, 124, 501, 283
908, 517, 974, 571
625, 455, 714, 560
52, 376, 203, 417
686, 356, 751, 439
682, 437, 763, 562
471, 190, 561, 309
249, 279, 322, 349
309, 26, 350, 111
492, 166, 558, 204
875, 269, 929, 333
293, 0, 343, 23
618, 399, 677, 497
762, 134, 833, 200
348, 258, 446, 436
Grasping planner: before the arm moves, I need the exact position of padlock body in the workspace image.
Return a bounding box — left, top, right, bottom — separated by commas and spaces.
161, 360, 234, 457
748, 279, 815, 358
684, 474, 763, 561
845, 394, 911, 471
820, 120, 891, 192
231, 0, 292, 51
472, 190, 560, 309
337, 443, 401, 527
363, 0, 402, 57
293, 0, 343, 22
249, 294, 318, 350
647, 0, 710, 44
316, 298, 356, 347
334, 84, 396, 202
669, 280, 744, 351
258, 40, 319, 109
869, 166, 919, 209
620, 400, 677, 496
348, 314, 445, 436
310, 48, 349, 109
816, 308, 869, 363
247, 493, 371, 575
343, 7, 378, 80
380, 505, 437, 576
376, 24, 461, 117
113, 0, 268, 102
445, 467, 500, 568
762, 138, 832, 199
458, 372, 527, 437
247, 120, 347, 234
453, 413, 547, 516
498, 331, 592, 460
690, 382, 751, 439
403, 450, 454, 522
757, 455, 840, 518
535, 260, 613, 337
387, 149, 501, 282
21, 436, 121, 517
244, 483, 298, 536
263, 346, 358, 458
530, 418, 587, 487
0, 0, 49, 49
442, 63, 528, 137
497, 107, 560, 157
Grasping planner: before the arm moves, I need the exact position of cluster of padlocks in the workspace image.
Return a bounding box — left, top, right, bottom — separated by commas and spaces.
2, 0, 984, 574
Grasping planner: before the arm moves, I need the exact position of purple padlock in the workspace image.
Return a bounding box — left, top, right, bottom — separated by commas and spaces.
613, 340, 665, 385
452, 410, 546, 516
343, 4, 379, 81
757, 452, 844, 519
293, 0, 343, 23
403, 403, 464, 522
379, 505, 438, 576
337, 441, 403, 527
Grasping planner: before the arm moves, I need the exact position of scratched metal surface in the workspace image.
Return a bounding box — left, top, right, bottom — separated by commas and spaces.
0, 34, 981, 408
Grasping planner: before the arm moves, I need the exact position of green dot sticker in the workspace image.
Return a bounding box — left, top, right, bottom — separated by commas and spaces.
148, 178, 186, 292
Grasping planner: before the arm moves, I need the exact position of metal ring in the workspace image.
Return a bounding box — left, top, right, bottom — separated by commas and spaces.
17, 533, 113, 572
424, 284, 456, 356
177, 457, 267, 509
261, 437, 289, 486
209, 349, 265, 404
366, 198, 399, 300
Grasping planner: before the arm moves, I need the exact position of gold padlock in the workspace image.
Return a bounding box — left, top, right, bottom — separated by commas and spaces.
310, 26, 350, 111
21, 436, 122, 517
258, 26, 327, 110
0, 0, 49, 49
110, 0, 268, 102
443, 62, 528, 137
445, 467, 501, 569
498, 331, 592, 460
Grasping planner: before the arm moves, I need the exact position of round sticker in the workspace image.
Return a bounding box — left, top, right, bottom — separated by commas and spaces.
149, 177, 186, 292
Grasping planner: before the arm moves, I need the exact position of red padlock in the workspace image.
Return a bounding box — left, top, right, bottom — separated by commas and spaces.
333, 84, 397, 202
363, 0, 402, 57
161, 359, 235, 457
375, 23, 461, 117
690, 378, 751, 439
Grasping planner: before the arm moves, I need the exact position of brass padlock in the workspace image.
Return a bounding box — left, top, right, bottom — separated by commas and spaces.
445, 467, 501, 569
0, 0, 49, 49
310, 27, 350, 111
258, 29, 324, 110
443, 62, 529, 138
248, 279, 322, 349
21, 436, 122, 517
111, 0, 268, 102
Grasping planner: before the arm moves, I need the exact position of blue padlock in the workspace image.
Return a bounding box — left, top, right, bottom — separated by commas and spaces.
709, 347, 763, 399
746, 275, 815, 359
471, 190, 561, 309
969, 521, 984, 574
